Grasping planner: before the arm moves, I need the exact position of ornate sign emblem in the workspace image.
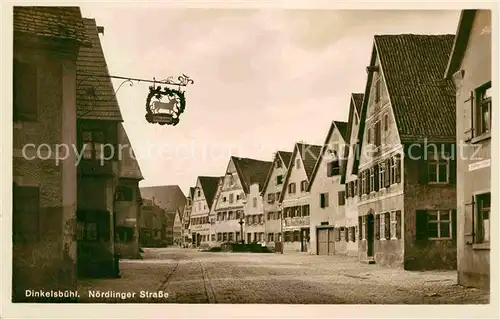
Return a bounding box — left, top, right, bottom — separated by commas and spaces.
145, 74, 194, 126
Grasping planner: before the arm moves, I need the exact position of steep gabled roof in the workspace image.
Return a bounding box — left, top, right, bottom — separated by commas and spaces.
277, 151, 293, 168
376, 34, 456, 142
117, 123, 143, 180
333, 121, 348, 143
140, 185, 186, 212
260, 150, 293, 196
307, 122, 348, 190
354, 34, 456, 173
279, 142, 322, 202
13, 6, 91, 45
341, 93, 363, 184
76, 18, 123, 121
198, 176, 221, 209
352, 93, 364, 116
445, 10, 478, 79
231, 157, 273, 194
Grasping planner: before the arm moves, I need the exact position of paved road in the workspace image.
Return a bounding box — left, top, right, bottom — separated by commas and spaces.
78, 248, 489, 304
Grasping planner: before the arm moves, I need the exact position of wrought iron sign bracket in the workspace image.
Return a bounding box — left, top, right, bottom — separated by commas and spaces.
76, 73, 194, 126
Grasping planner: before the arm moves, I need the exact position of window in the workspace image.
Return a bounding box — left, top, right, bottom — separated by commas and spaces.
197, 189, 201, 197
217, 212, 221, 221
81, 130, 106, 160
277, 211, 282, 220
476, 193, 490, 243
252, 215, 257, 224
327, 155, 340, 176
247, 233, 252, 243
235, 231, 240, 242
390, 155, 401, 184
211, 234, 216, 241
236, 194, 240, 201
116, 186, 133, 201
293, 231, 301, 242
276, 175, 284, 185
276, 192, 281, 201
258, 214, 263, 224
13, 60, 38, 121
217, 233, 222, 241
229, 193, 234, 203
379, 162, 386, 190
223, 196, 227, 202
354, 180, 358, 196
228, 232, 234, 242
384, 113, 389, 131
416, 210, 455, 240
13, 185, 39, 243
367, 126, 372, 145
302, 205, 310, 216
428, 153, 449, 184
384, 212, 390, 239
296, 159, 301, 169
222, 211, 227, 220
338, 191, 345, 206
320, 193, 329, 208
428, 210, 452, 239
267, 212, 273, 220
300, 180, 308, 192
268, 233, 274, 242
475, 82, 492, 136
288, 183, 296, 194
252, 197, 257, 207
235, 211, 241, 219
335, 228, 341, 242
228, 211, 233, 220
369, 167, 375, 193
361, 171, 366, 195
350, 226, 356, 242
267, 193, 275, 203
223, 233, 228, 242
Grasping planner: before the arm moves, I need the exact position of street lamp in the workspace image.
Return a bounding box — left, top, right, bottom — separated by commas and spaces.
240, 199, 247, 244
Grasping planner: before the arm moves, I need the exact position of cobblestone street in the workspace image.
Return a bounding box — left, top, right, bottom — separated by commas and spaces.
77, 248, 489, 304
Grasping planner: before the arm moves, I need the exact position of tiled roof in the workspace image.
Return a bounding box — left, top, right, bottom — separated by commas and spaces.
140, 185, 186, 212
232, 157, 273, 194
334, 121, 348, 143
260, 150, 293, 195
277, 151, 293, 168
296, 143, 323, 181
198, 176, 221, 209
375, 34, 456, 142
13, 6, 91, 45
352, 93, 364, 116
76, 18, 123, 121
117, 123, 143, 180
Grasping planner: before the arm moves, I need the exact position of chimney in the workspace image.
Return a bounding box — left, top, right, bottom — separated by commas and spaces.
97, 26, 105, 35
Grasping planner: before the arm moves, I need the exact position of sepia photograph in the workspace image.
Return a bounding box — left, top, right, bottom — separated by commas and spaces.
2, 1, 498, 318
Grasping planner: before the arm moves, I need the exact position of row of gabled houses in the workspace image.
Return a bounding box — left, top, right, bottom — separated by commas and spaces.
181, 9, 491, 290
12, 7, 144, 301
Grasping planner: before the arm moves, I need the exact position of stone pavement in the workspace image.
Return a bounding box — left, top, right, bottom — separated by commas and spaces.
77, 248, 489, 304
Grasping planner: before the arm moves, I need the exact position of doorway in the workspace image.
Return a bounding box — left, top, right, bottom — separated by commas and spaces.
367, 213, 374, 257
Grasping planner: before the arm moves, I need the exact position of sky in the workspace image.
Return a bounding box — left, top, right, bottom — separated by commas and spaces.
78, 5, 460, 196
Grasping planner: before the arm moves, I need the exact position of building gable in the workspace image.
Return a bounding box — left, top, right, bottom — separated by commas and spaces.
343, 93, 364, 183
261, 151, 291, 198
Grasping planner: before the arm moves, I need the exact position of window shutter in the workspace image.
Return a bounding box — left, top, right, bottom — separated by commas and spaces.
419, 158, 428, 184
452, 209, 457, 242
449, 159, 456, 184
358, 216, 363, 240
345, 228, 349, 242
396, 210, 402, 239
384, 212, 391, 239
384, 159, 390, 187
463, 91, 474, 141
415, 210, 428, 241
365, 171, 370, 194
345, 184, 349, 198
464, 196, 475, 244
375, 214, 380, 239
395, 154, 401, 183
374, 164, 380, 191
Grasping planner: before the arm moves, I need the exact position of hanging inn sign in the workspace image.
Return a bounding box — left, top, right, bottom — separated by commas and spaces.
145, 74, 194, 126
77, 72, 194, 126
